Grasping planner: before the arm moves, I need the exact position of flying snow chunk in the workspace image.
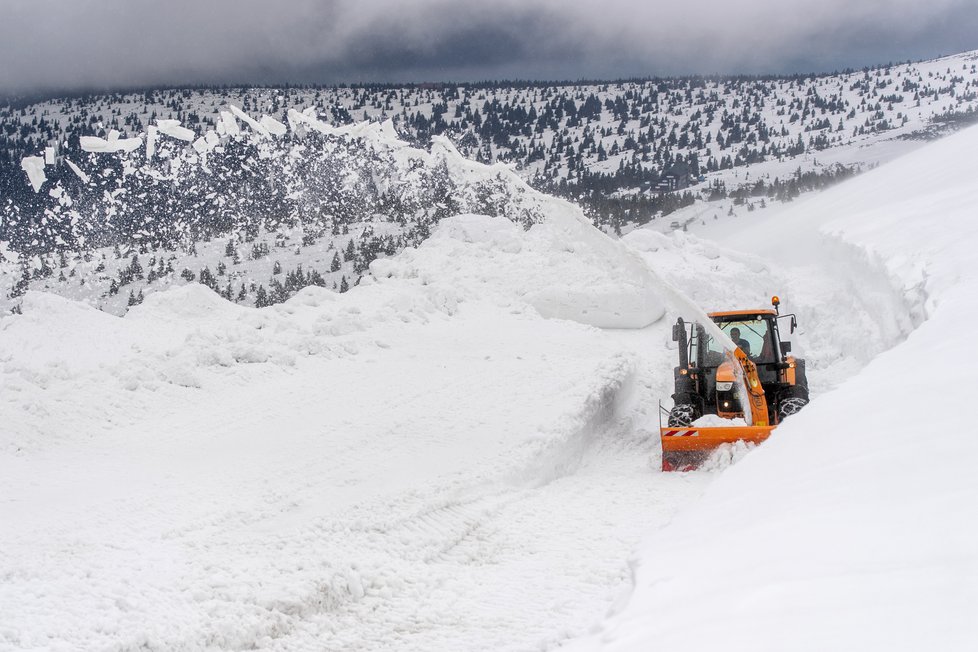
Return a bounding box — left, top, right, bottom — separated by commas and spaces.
146, 125, 158, 160
219, 111, 240, 137
260, 115, 287, 137
21, 156, 46, 192
228, 105, 269, 137
156, 120, 195, 142
80, 135, 142, 154
192, 136, 215, 154
287, 108, 331, 135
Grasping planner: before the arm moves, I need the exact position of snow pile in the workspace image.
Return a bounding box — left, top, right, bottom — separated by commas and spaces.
0, 256, 655, 652
698, 440, 756, 472
691, 414, 747, 427
579, 125, 978, 651
373, 213, 663, 328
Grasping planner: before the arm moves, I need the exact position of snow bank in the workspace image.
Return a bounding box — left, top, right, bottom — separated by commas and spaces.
582, 125, 978, 652
623, 216, 914, 396
0, 256, 647, 650
372, 213, 663, 329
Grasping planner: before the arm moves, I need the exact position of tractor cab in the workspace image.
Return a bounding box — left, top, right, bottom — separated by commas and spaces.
670, 297, 808, 427
704, 309, 790, 385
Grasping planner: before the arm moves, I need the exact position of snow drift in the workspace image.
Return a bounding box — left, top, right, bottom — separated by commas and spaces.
580, 125, 978, 652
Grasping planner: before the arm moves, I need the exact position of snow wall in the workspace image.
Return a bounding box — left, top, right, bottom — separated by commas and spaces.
578, 126, 978, 651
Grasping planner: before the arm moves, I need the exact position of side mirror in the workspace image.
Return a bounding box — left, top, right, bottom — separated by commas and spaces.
672, 323, 681, 342
791, 316, 797, 334
781, 341, 791, 353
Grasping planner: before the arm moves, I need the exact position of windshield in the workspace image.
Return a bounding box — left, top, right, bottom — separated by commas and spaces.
694, 316, 778, 365
710, 318, 767, 357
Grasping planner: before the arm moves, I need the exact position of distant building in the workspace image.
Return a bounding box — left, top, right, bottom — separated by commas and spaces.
654, 162, 692, 193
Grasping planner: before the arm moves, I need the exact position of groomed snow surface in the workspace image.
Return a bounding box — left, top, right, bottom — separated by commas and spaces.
2, 126, 977, 650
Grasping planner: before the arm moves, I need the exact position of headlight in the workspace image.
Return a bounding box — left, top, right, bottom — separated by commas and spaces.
716, 381, 733, 392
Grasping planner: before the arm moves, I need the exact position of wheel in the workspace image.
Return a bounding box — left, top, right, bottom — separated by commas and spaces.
668, 403, 699, 427
778, 396, 808, 420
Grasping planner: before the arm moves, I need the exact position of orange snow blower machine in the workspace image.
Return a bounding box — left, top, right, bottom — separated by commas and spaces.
660, 296, 809, 471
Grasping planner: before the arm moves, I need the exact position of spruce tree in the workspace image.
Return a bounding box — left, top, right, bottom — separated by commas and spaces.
308, 269, 326, 287
269, 279, 288, 304
11, 266, 30, 298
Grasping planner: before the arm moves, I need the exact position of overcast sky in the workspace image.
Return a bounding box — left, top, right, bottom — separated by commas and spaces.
3, 0, 978, 96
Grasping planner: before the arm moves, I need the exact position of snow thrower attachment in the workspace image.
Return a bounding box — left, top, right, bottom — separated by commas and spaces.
660, 297, 810, 471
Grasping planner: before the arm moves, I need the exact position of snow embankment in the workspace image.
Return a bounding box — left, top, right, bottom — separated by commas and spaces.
581, 126, 978, 651
0, 193, 669, 649
375, 212, 663, 329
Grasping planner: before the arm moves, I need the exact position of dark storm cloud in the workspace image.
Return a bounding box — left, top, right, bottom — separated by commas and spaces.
2, 0, 977, 95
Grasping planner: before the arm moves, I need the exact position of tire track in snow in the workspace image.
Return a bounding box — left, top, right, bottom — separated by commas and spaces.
241, 345, 708, 652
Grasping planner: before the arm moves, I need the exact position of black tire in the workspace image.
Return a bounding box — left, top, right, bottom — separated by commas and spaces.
778, 396, 808, 420
668, 403, 700, 427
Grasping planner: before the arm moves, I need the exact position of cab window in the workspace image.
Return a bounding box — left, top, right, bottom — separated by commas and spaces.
706, 318, 771, 360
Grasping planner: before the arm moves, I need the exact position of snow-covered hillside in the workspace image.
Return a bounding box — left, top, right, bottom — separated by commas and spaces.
4, 50, 978, 322
574, 125, 978, 652
4, 49, 978, 238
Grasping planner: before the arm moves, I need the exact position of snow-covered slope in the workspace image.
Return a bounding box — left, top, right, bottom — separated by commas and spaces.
5, 49, 978, 242
578, 125, 978, 652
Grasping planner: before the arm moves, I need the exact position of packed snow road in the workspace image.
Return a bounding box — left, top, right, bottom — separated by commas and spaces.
1, 203, 912, 650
